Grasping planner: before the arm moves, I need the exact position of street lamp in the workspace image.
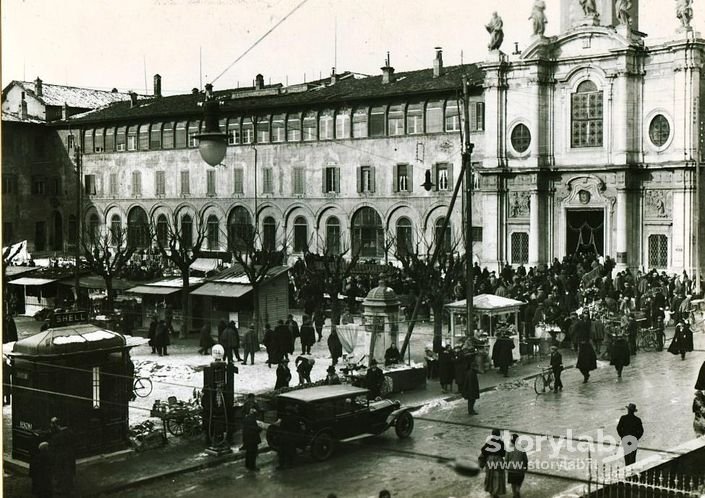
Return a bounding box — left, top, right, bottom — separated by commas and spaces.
195, 84, 228, 167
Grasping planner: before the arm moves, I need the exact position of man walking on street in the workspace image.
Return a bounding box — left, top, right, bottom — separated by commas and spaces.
574, 310, 597, 383
462, 360, 480, 415
550, 345, 563, 392
617, 403, 644, 466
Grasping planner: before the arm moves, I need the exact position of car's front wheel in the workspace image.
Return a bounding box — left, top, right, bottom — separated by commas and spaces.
310, 431, 336, 461
394, 411, 414, 439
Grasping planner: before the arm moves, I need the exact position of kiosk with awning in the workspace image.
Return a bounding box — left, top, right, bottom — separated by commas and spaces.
6, 311, 146, 462
190, 265, 289, 337
8, 268, 79, 316
125, 277, 204, 330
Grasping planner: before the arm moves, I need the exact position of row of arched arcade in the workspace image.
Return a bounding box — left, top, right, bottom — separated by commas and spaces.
83, 202, 462, 258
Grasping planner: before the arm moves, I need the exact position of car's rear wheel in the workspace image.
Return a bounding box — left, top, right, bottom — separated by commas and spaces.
266, 426, 281, 451
394, 411, 414, 439
310, 431, 336, 461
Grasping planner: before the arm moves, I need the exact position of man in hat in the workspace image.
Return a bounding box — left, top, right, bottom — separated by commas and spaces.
365, 359, 385, 400
275, 359, 292, 390
325, 365, 341, 385
462, 360, 480, 415
610, 330, 631, 378
550, 345, 563, 392
617, 403, 644, 466
574, 310, 597, 383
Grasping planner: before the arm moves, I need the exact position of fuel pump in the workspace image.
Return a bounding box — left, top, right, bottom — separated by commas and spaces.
202, 345, 236, 455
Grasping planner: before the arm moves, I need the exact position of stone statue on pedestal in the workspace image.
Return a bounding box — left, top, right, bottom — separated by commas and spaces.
616, 0, 632, 25
579, 0, 598, 16
676, 0, 694, 29
530, 0, 548, 36
486, 12, 504, 51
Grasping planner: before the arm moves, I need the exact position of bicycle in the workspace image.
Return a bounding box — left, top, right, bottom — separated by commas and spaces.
133, 376, 153, 398
636, 328, 661, 352
534, 366, 554, 395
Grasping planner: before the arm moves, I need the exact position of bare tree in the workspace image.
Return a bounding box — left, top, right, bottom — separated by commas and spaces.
2, 242, 26, 316
81, 227, 135, 312
228, 225, 284, 337
301, 235, 361, 333
150, 213, 207, 339
396, 230, 465, 354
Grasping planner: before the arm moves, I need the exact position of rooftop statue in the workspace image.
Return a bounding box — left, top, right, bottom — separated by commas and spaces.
579, 0, 598, 16
486, 11, 505, 51
676, 0, 694, 29
529, 0, 548, 36
616, 0, 632, 25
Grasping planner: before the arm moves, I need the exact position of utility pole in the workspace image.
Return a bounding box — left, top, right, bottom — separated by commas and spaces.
462, 77, 475, 337
74, 144, 82, 308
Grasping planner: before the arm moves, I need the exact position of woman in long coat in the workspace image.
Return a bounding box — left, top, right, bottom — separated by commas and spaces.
480, 429, 506, 498
491, 334, 514, 377
453, 348, 469, 393
668, 320, 694, 360
574, 313, 597, 383
610, 332, 631, 378
327, 329, 343, 365
438, 345, 454, 393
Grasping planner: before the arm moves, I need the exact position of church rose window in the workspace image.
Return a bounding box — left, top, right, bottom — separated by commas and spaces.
649, 114, 670, 148
511, 124, 531, 153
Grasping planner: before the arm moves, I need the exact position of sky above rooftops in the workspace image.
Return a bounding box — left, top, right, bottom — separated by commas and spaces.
3, 0, 704, 97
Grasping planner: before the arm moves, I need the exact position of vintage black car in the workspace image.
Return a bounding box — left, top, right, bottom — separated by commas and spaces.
265, 384, 414, 461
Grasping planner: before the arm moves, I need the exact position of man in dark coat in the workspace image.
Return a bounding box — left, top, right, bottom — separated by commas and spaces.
198, 323, 214, 355
625, 313, 638, 355
274, 320, 293, 359
30, 442, 52, 498
438, 345, 455, 393
365, 359, 385, 400
48, 417, 76, 498
668, 320, 694, 360
3, 315, 18, 344
241, 408, 262, 471
384, 343, 402, 366
550, 345, 563, 392
154, 319, 170, 356
242, 323, 258, 365
462, 361, 480, 415
276, 414, 300, 470
295, 355, 314, 384
327, 329, 343, 365
610, 332, 631, 378
299, 316, 316, 355
491, 334, 514, 377
313, 310, 326, 342
286, 314, 300, 352
223, 321, 242, 363
262, 323, 277, 367
574, 310, 597, 383
617, 403, 644, 466
275, 360, 292, 390
453, 347, 469, 393
148, 315, 158, 354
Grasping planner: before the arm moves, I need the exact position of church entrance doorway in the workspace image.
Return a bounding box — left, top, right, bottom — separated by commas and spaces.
566, 209, 604, 256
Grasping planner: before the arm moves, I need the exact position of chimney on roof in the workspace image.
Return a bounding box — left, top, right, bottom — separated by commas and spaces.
19, 94, 28, 120
129, 91, 138, 108
255, 74, 264, 90
62, 102, 69, 120
330, 67, 337, 85
433, 47, 443, 78
154, 74, 162, 98
381, 52, 395, 84
35, 77, 43, 97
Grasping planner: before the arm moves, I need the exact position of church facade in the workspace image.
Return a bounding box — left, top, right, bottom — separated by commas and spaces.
478, 0, 704, 280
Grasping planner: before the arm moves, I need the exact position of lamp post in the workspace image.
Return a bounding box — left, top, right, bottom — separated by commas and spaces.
461, 77, 475, 338
74, 144, 82, 307
195, 84, 228, 167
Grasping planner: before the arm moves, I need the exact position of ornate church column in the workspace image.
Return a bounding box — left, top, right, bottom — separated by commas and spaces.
615, 187, 628, 271
529, 190, 541, 266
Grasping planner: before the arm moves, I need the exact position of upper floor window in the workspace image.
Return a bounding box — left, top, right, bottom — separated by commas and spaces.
83, 129, 94, 154
127, 126, 138, 151
109, 173, 118, 196
262, 167, 274, 194
293, 216, 308, 252
256, 115, 270, 143
396, 217, 413, 257
181, 214, 193, 249
131, 171, 142, 196
435, 163, 451, 191
326, 217, 341, 255
207, 169, 216, 196
293, 167, 305, 195
188, 121, 201, 147
469, 102, 485, 132
271, 114, 285, 143
323, 166, 340, 194
353, 108, 368, 138
175, 121, 188, 148
93, 128, 104, 153
241, 117, 254, 144
116, 126, 126, 151
84, 174, 97, 196
406, 102, 423, 135
2, 174, 18, 195
263, 216, 276, 251
358, 166, 375, 193
336, 108, 351, 139
228, 118, 241, 145
32, 176, 46, 195
426, 100, 443, 133
104, 127, 115, 152
150, 123, 162, 149
287, 113, 301, 142
571, 80, 603, 148
111, 215, 122, 245
319, 110, 334, 140
303, 111, 318, 141
233, 168, 244, 194
207, 215, 219, 250
395, 164, 411, 192
155, 170, 165, 196
388, 104, 404, 136
180, 170, 190, 195
369, 106, 385, 137
162, 121, 174, 149
138, 124, 150, 151
445, 99, 461, 132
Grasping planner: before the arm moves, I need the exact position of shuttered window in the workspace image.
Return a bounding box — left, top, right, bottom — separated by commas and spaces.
293, 167, 305, 195
180, 171, 190, 195
233, 168, 244, 194
207, 169, 216, 196
131, 171, 142, 196
155, 171, 166, 196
